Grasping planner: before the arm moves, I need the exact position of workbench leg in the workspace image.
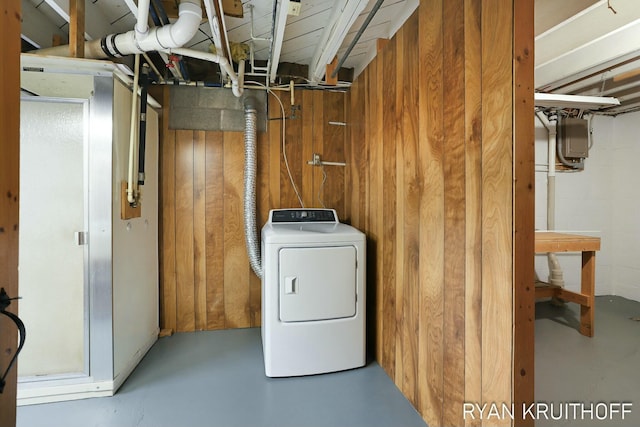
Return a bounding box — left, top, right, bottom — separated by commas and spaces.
580, 251, 596, 337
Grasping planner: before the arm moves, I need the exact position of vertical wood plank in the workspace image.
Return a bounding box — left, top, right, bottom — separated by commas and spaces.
367, 54, 384, 366
301, 90, 315, 207
401, 11, 421, 408
250, 128, 270, 327
464, 0, 483, 425
394, 24, 406, 394
281, 92, 303, 208
175, 130, 195, 332
418, 0, 444, 424
312, 90, 324, 208
442, 0, 466, 424
223, 132, 251, 328
69, 0, 84, 58
481, 0, 514, 422
269, 95, 282, 209
193, 131, 207, 330
0, 0, 21, 422
205, 131, 225, 330
160, 88, 177, 332
513, 0, 535, 424
381, 36, 398, 380
324, 91, 346, 217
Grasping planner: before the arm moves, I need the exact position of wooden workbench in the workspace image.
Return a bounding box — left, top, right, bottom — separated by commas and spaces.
535, 232, 601, 337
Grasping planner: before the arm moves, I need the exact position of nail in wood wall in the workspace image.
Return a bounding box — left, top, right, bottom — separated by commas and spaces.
345, 1, 534, 426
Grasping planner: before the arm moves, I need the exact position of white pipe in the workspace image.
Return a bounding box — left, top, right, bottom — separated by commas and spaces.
167, 47, 244, 97
127, 54, 141, 205
35, 0, 202, 58
136, 0, 151, 36
545, 113, 565, 288
535, 110, 565, 289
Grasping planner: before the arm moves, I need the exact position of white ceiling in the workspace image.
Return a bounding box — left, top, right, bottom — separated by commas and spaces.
19, 0, 640, 113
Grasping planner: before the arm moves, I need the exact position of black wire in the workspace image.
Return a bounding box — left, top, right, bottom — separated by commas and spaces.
0, 289, 26, 394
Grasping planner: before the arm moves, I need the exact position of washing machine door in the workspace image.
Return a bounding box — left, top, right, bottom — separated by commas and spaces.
279, 246, 357, 322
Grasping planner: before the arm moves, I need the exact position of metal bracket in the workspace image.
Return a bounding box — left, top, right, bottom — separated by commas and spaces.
307, 153, 346, 167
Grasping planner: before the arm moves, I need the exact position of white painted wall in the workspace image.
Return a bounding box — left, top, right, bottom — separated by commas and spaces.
609, 111, 640, 301
112, 79, 159, 388
535, 111, 640, 301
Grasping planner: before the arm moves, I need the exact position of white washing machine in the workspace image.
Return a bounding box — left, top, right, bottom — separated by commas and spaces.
261, 208, 366, 377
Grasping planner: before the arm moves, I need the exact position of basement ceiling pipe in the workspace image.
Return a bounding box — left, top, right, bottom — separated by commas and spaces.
36, 0, 202, 59
35, 0, 244, 97
165, 48, 243, 97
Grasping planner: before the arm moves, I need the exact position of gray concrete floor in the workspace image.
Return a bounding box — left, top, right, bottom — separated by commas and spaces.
17, 328, 426, 427
535, 295, 640, 427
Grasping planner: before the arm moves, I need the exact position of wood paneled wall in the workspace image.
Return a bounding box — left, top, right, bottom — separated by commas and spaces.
158, 87, 347, 332
345, 1, 534, 426
0, 0, 21, 424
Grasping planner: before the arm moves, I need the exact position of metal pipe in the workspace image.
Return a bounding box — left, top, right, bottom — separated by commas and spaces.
330, 0, 385, 78
243, 96, 262, 278
138, 64, 150, 185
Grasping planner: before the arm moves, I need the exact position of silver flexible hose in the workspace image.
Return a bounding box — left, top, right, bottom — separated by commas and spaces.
244, 97, 263, 278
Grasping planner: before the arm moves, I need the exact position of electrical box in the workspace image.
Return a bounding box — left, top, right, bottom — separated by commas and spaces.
560, 117, 589, 159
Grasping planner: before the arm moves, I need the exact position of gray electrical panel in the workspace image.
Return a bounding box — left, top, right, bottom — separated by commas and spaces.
560, 117, 589, 159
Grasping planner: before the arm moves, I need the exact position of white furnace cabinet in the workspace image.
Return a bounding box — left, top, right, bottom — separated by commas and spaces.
18, 54, 159, 405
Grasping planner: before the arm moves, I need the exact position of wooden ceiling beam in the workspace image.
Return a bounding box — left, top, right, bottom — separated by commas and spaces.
69, 0, 85, 58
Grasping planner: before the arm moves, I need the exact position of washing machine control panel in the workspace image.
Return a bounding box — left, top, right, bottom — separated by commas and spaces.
270, 209, 337, 223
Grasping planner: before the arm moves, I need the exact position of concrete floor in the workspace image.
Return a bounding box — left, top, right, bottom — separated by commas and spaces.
535, 295, 640, 427
17, 295, 640, 427
17, 328, 426, 427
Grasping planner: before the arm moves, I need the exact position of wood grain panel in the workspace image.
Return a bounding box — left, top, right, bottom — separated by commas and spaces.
280, 92, 303, 208
323, 91, 346, 215
418, 1, 445, 424
311, 90, 324, 209
513, 0, 535, 424
345, 2, 530, 426
0, 0, 21, 422
481, 0, 514, 423
160, 89, 177, 332
301, 90, 315, 207
463, 0, 483, 426
401, 12, 421, 407
193, 131, 207, 330
205, 131, 225, 330
442, 0, 466, 424
381, 36, 398, 379
268, 95, 282, 210
159, 88, 347, 332
223, 131, 251, 328
394, 25, 406, 394
367, 54, 384, 365
175, 130, 196, 332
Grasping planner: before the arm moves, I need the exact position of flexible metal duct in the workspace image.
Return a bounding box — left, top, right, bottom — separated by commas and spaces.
243, 97, 262, 278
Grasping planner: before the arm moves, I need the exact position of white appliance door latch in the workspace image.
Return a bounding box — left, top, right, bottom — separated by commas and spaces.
284, 276, 297, 294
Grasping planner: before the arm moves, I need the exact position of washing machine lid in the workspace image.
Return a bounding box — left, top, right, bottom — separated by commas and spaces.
279, 245, 357, 322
